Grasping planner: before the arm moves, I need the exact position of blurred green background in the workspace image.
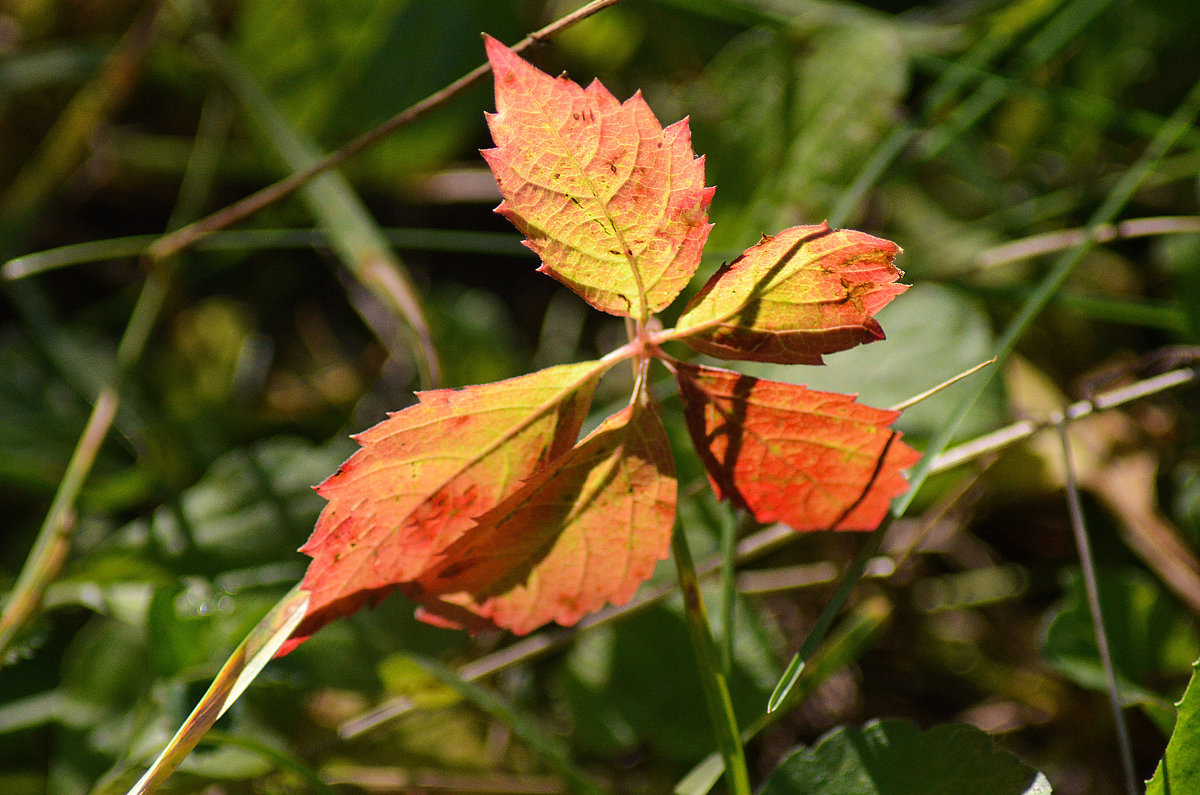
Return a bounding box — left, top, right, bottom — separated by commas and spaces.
2, 0, 1200, 792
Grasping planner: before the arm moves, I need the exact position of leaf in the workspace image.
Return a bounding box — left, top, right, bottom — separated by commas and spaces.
674, 362, 918, 532
411, 401, 676, 635
1147, 659, 1200, 795
284, 361, 607, 653
675, 223, 906, 364
758, 720, 1052, 795
482, 34, 713, 319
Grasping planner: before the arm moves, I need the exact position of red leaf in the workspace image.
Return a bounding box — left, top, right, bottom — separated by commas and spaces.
283, 361, 607, 653
674, 362, 919, 532
411, 402, 676, 635
482, 35, 713, 319
676, 223, 906, 364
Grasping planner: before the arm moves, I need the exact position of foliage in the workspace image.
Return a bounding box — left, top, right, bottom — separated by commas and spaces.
2, 0, 1200, 793
287, 38, 915, 653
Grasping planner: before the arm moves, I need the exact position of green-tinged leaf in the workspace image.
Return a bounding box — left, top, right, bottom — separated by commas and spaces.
414, 401, 676, 635
674, 362, 919, 532
1043, 567, 1198, 731
482, 35, 713, 319
675, 223, 906, 364
1147, 660, 1200, 795
759, 720, 1051, 795
287, 361, 609, 651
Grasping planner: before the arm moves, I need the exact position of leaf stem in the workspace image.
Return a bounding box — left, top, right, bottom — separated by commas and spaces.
671, 527, 752, 795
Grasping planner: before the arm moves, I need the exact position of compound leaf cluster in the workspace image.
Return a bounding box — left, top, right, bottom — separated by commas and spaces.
284, 37, 916, 650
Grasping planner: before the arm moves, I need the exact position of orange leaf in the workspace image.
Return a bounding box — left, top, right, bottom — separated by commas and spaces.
283, 361, 607, 653
676, 223, 906, 364
482, 34, 713, 319
674, 362, 919, 531
411, 402, 676, 635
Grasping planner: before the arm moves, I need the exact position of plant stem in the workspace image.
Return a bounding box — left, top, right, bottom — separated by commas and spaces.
1057, 422, 1139, 795
0, 268, 170, 663
0, 76, 228, 665
671, 528, 752, 795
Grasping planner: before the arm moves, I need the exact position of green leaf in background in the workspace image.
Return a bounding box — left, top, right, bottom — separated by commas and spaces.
1173, 461, 1200, 550
759, 720, 1051, 795
108, 436, 352, 567
690, 13, 917, 249
1153, 232, 1200, 343
1147, 660, 1200, 795
1042, 567, 1199, 733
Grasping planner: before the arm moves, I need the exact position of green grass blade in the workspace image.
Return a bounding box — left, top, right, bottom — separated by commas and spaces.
896, 73, 1200, 518
4, 228, 527, 281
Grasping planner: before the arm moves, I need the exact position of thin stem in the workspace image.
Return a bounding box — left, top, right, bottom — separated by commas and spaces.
719, 510, 738, 675
4, 226, 530, 281
672, 528, 752, 795
0, 77, 231, 664
147, 0, 625, 262
0, 270, 169, 662
976, 215, 1200, 270
1056, 421, 1139, 795
767, 515, 893, 712
929, 365, 1199, 474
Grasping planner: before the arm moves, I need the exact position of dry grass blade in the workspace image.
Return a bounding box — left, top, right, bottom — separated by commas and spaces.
126, 587, 310, 795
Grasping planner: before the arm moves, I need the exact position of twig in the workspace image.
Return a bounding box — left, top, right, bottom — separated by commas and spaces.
978, 215, 1200, 270
147, 0, 624, 262
929, 366, 1199, 474
1056, 421, 1139, 795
